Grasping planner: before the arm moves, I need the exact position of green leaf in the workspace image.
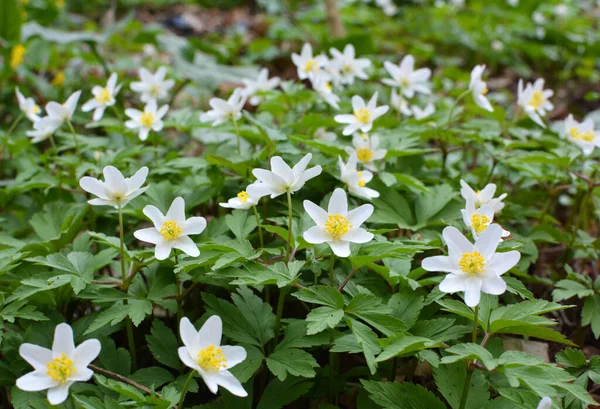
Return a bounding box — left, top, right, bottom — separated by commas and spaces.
305, 306, 344, 335
347, 318, 380, 375
0, 0, 21, 43
361, 380, 446, 409
388, 289, 424, 328
257, 376, 314, 409
146, 320, 181, 369
27, 251, 95, 294
552, 279, 594, 302
441, 343, 498, 370
85, 303, 129, 334
29, 202, 87, 243
130, 367, 174, 389
94, 374, 145, 403
266, 347, 318, 381
555, 348, 587, 369
345, 293, 408, 336
0, 301, 47, 323
433, 362, 490, 409
225, 210, 258, 240
293, 286, 344, 309
582, 295, 600, 339
229, 344, 263, 383
376, 335, 437, 362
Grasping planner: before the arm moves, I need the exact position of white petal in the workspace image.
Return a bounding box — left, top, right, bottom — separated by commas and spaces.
155, 241, 173, 260
328, 188, 348, 215
270, 156, 294, 184
126, 167, 149, 194
221, 345, 247, 369
47, 383, 72, 405
343, 228, 373, 244
422, 256, 459, 273
537, 397, 553, 409
206, 370, 247, 397
346, 204, 373, 227
303, 226, 330, 244
329, 240, 351, 257
291, 153, 313, 179
182, 217, 207, 235
19, 344, 52, 370
143, 205, 165, 230
486, 251, 520, 276
464, 279, 482, 307
180, 317, 200, 354
442, 226, 473, 261
172, 236, 200, 258
73, 339, 101, 367
52, 323, 75, 358
103, 166, 128, 196
481, 274, 507, 296
439, 274, 468, 293
16, 371, 57, 391
198, 315, 223, 349
303, 201, 328, 225
178, 346, 200, 371
474, 224, 503, 261
70, 367, 94, 382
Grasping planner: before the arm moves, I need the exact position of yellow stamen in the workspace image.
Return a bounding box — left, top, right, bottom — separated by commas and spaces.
52, 71, 65, 87
356, 171, 366, 187
470, 214, 490, 234
237, 191, 249, 203
10, 45, 26, 70
569, 127, 595, 143
304, 59, 318, 73
32, 105, 40, 114
481, 88, 488, 95
356, 147, 374, 163
359, 133, 368, 140
95, 88, 112, 104
324, 82, 332, 92
160, 220, 182, 240
458, 251, 485, 276
324, 214, 352, 239
529, 90, 545, 110
400, 78, 410, 88
354, 108, 371, 124
139, 111, 155, 127
47, 353, 76, 384
197, 345, 227, 373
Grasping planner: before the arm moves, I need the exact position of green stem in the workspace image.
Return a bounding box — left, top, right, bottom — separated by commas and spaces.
174, 253, 183, 325
286, 190, 293, 263
329, 254, 335, 287
111, 104, 123, 121
446, 89, 470, 129
458, 305, 479, 409
66, 120, 81, 156
88, 41, 110, 75
472, 305, 479, 343
125, 319, 137, 371
232, 117, 241, 155
253, 205, 264, 249
118, 205, 127, 282
118, 205, 137, 371
569, 186, 593, 249
273, 286, 288, 346
7, 113, 23, 136
177, 370, 196, 409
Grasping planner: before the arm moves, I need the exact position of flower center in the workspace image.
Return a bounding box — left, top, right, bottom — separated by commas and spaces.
150, 84, 161, 97
324, 82, 332, 92
160, 220, 182, 240
529, 90, 545, 110
569, 127, 595, 142
304, 59, 319, 73
470, 214, 490, 234
481, 87, 489, 95
342, 64, 353, 74
197, 345, 227, 373
356, 171, 366, 187
10, 44, 26, 69
354, 108, 371, 124
356, 147, 374, 163
324, 214, 352, 239
459, 251, 485, 276
32, 105, 40, 114
46, 353, 76, 384
237, 190, 249, 203
400, 78, 410, 88
140, 111, 155, 127
95, 88, 112, 104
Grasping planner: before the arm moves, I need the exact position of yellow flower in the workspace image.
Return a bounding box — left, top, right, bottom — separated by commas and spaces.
52, 71, 65, 87
10, 44, 26, 70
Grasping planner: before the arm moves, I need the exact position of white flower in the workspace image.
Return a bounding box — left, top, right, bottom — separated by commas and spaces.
125, 100, 169, 141
81, 73, 122, 121
200, 89, 246, 126
537, 397, 552, 409
334, 92, 389, 136
241, 68, 280, 106
303, 188, 374, 257
134, 197, 206, 260
376, 0, 397, 15
461, 199, 510, 239
291, 43, 328, 81
339, 154, 379, 199
563, 114, 600, 156
314, 127, 337, 142
517, 78, 554, 128
554, 4, 568, 16
344, 134, 387, 172
382, 55, 431, 98
79, 166, 149, 208
26, 117, 61, 143
130, 67, 175, 103
469, 65, 493, 112
45, 91, 82, 124
328, 44, 371, 85
16, 87, 42, 122
16, 323, 100, 405
219, 189, 261, 210
411, 102, 436, 120
178, 316, 247, 397
422, 225, 520, 307
460, 179, 507, 213
312, 73, 340, 109
390, 88, 412, 116
507, 0, 519, 6
247, 153, 322, 199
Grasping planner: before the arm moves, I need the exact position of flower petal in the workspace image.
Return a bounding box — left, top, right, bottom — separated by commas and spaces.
463, 279, 482, 307
487, 251, 520, 276
143, 205, 165, 230
442, 226, 473, 261
178, 346, 200, 371
126, 167, 149, 194
16, 371, 58, 391
19, 344, 52, 370
346, 204, 373, 227
52, 323, 75, 358
155, 241, 173, 260
103, 166, 128, 196
481, 274, 507, 296
439, 274, 468, 293
182, 217, 207, 236
47, 383, 72, 405
303, 226, 330, 244
329, 240, 351, 257
303, 200, 328, 225
474, 224, 503, 261
422, 256, 460, 273
221, 345, 247, 369
73, 339, 101, 367
328, 188, 348, 215
343, 228, 373, 244
70, 367, 94, 382
172, 236, 200, 258
270, 156, 294, 184
205, 370, 247, 397
180, 317, 200, 354
197, 315, 223, 349
134, 227, 162, 245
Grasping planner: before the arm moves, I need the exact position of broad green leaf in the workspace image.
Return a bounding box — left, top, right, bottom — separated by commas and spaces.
266, 347, 318, 381
441, 343, 498, 370
361, 380, 446, 409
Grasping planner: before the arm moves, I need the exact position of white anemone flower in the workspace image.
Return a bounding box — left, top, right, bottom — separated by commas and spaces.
328, 44, 371, 85
461, 199, 510, 239
537, 397, 552, 409
314, 127, 337, 142
178, 316, 247, 397
563, 114, 600, 156
334, 92, 389, 136
247, 153, 322, 199
130, 67, 175, 103
200, 88, 246, 126
517, 78, 554, 128
45, 91, 82, 124
339, 153, 379, 199
345, 134, 387, 171
219, 189, 261, 210
125, 100, 169, 141
241, 68, 280, 106
390, 88, 412, 116
422, 225, 520, 307
79, 166, 149, 208
412, 102, 436, 120
469, 65, 493, 112
26, 117, 62, 143
382, 55, 431, 98
312, 73, 340, 110
460, 179, 507, 213
81, 73, 122, 121
291, 43, 328, 81
16, 323, 101, 405
303, 188, 374, 257
134, 197, 206, 260
16, 87, 42, 122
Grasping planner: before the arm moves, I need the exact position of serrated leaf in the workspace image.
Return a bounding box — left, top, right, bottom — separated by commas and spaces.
146, 320, 181, 369
266, 348, 318, 381
361, 380, 446, 409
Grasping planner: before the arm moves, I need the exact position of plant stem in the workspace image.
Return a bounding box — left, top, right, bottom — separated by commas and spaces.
472, 305, 479, 343
118, 205, 127, 283
232, 117, 241, 155
252, 205, 264, 249
88, 364, 166, 400
88, 41, 110, 75
177, 370, 196, 409
118, 205, 137, 371
66, 120, 81, 156
286, 190, 293, 264
329, 254, 335, 287
273, 286, 288, 346
7, 113, 23, 136
445, 89, 470, 129
459, 305, 479, 409
174, 253, 183, 325
111, 104, 122, 121
338, 268, 357, 292
125, 319, 137, 371
568, 186, 593, 249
